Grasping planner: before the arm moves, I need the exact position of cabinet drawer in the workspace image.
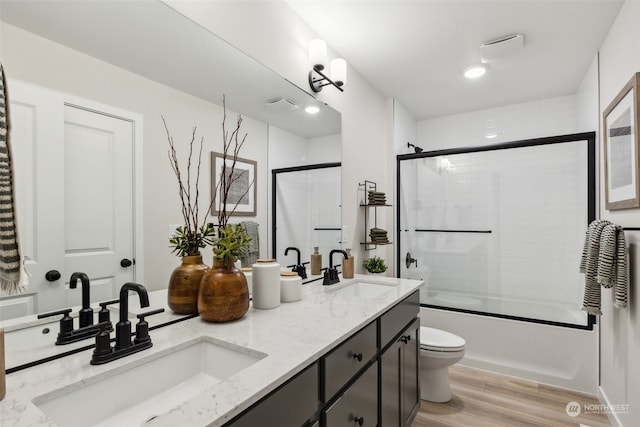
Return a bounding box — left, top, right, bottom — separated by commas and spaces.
323, 321, 377, 400
226, 362, 319, 427
323, 361, 378, 427
379, 290, 419, 349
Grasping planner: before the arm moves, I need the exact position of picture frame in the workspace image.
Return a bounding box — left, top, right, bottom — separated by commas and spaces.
211, 152, 257, 216
603, 72, 640, 210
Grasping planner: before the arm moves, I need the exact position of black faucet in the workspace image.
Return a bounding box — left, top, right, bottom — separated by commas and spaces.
91, 282, 164, 365
70, 272, 94, 328
323, 249, 347, 286
284, 246, 307, 279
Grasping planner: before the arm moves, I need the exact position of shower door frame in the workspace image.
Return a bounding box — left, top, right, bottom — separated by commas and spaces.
271, 162, 341, 281
396, 132, 597, 330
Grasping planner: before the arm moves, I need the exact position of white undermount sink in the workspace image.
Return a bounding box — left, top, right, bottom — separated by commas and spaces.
328, 280, 396, 298
34, 337, 267, 427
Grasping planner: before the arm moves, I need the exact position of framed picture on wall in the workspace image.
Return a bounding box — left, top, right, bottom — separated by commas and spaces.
603, 72, 640, 210
211, 152, 257, 216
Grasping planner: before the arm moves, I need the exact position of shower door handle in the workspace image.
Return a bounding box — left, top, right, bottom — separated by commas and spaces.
405, 252, 417, 269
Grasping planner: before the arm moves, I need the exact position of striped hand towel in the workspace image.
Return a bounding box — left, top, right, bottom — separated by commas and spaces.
579, 220, 628, 315
0, 63, 28, 294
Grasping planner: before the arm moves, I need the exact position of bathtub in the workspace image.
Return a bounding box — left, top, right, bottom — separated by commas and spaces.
420, 304, 598, 394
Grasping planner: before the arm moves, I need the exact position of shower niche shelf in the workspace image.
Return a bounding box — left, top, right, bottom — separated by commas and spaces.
359, 180, 392, 251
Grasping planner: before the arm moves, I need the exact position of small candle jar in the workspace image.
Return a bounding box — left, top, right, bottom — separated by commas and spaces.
252, 259, 280, 309
280, 272, 302, 302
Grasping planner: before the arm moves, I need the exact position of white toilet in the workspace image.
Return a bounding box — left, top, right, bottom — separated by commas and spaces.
419, 326, 466, 403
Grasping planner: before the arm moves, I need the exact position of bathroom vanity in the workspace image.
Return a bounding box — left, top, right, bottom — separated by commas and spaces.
0, 275, 422, 427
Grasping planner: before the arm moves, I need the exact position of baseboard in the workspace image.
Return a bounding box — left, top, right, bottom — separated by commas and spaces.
597, 386, 622, 427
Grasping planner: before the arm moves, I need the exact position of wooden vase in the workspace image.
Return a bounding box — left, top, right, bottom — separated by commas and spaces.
168, 255, 209, 314
198, 258, 249, 322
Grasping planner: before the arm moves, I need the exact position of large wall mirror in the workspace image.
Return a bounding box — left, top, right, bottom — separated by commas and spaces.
0, 0, 341, 370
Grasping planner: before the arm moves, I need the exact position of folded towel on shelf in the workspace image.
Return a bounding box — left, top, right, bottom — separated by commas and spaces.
579, 219, 628, 315
369, 227, 389, 244
367, 191, 387, 205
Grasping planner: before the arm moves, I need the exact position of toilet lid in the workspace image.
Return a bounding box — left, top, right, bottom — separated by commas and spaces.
420, 326, 465, 351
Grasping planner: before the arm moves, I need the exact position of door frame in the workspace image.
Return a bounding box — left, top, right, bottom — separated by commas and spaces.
63, 94, 144, 284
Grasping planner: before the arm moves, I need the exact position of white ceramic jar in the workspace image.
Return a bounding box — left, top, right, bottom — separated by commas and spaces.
240, 267, 253, 295
280, 272, 302, 302
251, 259, 280, 309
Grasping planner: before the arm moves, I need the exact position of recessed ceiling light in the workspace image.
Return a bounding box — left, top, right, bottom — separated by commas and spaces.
485, 132, 498, 139
305, 106, 320, 114
464, 65, 487, 79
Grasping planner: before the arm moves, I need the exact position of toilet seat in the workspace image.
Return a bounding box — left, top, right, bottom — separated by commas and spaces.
420, 326, 465, 352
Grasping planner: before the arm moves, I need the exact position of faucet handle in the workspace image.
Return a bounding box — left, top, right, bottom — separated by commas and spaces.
38, 308, 74, 334
134, 308, 165, 345
92, 323, 113, 358
98, 299, 120, 323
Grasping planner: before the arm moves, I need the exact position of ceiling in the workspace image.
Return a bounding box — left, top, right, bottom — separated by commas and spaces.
287, 0, 624, 121
0, 0, 341, 139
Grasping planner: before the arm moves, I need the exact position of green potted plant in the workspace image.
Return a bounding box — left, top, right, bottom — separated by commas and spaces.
362, 256, 388, 275
164, 118, 216, 315
198, 98, 254, 322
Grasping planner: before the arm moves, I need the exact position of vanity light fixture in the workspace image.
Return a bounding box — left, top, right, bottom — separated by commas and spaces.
308, 39, 347, 93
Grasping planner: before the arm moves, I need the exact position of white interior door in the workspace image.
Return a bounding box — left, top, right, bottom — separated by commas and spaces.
62, 105, 135, 308
0, 81, 65, 319
0, 81, 137, 319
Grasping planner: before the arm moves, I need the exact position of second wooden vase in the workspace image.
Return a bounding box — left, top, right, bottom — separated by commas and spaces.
198, 258, 249, 322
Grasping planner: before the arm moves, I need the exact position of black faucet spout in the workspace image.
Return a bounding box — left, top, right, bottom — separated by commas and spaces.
70, 272, 93, 328
118, 282, 150, 323
70, 272, 91, 309
329, 249, 348, 268
284, 247, 302, 266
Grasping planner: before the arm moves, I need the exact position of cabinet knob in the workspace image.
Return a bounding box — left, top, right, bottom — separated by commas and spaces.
352, 352, 363, 362
353, 416, 364, 426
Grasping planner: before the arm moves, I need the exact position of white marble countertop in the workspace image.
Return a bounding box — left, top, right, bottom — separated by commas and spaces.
1, 275, 422, 427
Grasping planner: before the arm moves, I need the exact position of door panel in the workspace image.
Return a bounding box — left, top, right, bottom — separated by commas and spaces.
0, 81, 136, 320
0, 81, 65, 318
63, 105, 134, 306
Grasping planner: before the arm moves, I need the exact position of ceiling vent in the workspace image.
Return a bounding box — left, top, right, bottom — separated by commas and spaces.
479, 34, 524, 63
265, 98, 299, 113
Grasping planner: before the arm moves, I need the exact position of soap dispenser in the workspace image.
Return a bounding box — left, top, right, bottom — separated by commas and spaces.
343, 248, 354, 279
310, 246, 322, 275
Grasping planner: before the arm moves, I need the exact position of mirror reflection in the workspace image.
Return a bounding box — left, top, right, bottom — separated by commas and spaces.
0, 0, 341, 369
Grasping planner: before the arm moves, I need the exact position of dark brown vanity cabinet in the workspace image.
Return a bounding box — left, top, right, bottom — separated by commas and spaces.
224, 290, 420, 427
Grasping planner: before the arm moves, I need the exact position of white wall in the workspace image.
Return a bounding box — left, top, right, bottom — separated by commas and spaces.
165, 0, 391, 275
0, 23, 269, 290
597, 2, 640, 426
416, 94, 579, 151
395, 58, 600, 394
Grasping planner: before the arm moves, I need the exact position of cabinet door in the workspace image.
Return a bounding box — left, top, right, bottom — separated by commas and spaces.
323, 321, 377, 400
380, 338, 402, 427
226, 362, 319, 427
402, 319, 420, 426
323, 361, 378, 427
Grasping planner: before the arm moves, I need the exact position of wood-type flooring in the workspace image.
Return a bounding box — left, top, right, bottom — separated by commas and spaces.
411, 365, 611, 427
